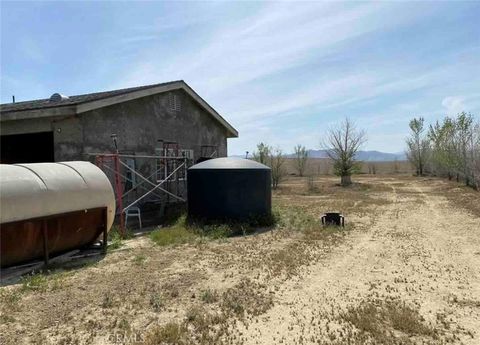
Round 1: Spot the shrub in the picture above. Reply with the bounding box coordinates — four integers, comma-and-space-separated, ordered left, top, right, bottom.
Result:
149, 293, 163, 312
150, 211, 279, 247
144, 322, 187, 345
108, 225, 134, 251
200, 288, 218, 304
150, 223, 197, 247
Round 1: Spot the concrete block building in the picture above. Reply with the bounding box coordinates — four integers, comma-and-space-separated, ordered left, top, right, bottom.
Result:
0, 80, 237, 164
0, 81, 238, 217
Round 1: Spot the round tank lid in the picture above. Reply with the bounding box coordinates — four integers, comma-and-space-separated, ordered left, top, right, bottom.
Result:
189, 157, 270, 170
49, 93, 70, 102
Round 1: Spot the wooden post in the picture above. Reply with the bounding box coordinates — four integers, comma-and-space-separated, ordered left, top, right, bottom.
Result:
103, 207, 108, 254
113, 154, 125, 237
42, 219, 49, 266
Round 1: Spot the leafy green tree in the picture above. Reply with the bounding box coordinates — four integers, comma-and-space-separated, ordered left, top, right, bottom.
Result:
428, 117, 457, 179
472, 122, 480, 189
410, 112, 479, 189
406, 117, 430, 176
455, 112, 474, 185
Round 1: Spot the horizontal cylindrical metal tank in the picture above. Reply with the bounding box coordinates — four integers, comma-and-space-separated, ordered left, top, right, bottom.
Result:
0, 161, 115, 267
187, 158, 271, 221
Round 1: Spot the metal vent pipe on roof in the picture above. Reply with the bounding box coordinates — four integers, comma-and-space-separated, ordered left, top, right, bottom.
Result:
49, 93, 69, 102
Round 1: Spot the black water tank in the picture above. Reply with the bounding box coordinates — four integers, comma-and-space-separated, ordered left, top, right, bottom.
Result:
187, 157, 271, 221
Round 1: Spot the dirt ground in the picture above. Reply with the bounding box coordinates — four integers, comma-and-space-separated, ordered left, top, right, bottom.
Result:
1, 175, 479, 345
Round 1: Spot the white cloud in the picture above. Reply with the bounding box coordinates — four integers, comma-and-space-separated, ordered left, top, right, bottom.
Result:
441, 96, 466, 115
110, 2, 387, 91
102, 2, 480, 155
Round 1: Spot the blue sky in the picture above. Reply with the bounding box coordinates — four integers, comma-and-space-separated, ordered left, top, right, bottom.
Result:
1, 1, 479, 155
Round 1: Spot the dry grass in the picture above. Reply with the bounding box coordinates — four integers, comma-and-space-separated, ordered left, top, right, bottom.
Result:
144, 322, 188, 345
143, 278, 273, 345
1, 175, 476, 345
447, 294, 480, 308
337, 298, 438, 345
221, 278, 273, 318
0, 290, 21, 323
283, 158, 413, 176
275, 175, 395, 216
429, 178, 480, 217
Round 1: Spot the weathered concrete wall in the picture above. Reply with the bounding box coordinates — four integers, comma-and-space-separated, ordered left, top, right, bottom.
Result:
78, 90, 230, 205
1, 90, 230, 162
0, 115, 84, 162
1, 90, 232, 209
52, 116, 83, 161
0, 117, 55, 135
79, 89, 228, 160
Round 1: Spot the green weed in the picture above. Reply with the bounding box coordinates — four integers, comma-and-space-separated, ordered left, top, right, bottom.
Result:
150, 215, 198, 246
132, 254, 147, 266
150, 212, 278, 247
200, 288, 218, 304
108, 225, 134, 251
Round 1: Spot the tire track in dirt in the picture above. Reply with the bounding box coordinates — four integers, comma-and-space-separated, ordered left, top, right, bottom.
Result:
408, 183, 480, 340
238, 179, 480, 344
237, 179, 403, 344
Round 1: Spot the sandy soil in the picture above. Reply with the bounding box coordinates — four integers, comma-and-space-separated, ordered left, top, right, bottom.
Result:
1, 175, 479, 345
238, 177, 480, 344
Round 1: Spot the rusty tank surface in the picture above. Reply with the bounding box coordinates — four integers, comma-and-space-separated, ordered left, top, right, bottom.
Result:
0, 161, 115, 267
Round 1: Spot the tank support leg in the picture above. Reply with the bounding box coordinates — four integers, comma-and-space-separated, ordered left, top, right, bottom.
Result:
42, 220, 49, 266
102, 208, 108, 254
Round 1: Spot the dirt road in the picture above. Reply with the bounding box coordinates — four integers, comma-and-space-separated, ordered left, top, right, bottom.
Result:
240, 177, 480, 344
1, 176, 479, 345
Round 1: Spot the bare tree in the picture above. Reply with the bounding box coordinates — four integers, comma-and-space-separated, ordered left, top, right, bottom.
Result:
323, 118, 367, 186
393, 158, 400, 174
270, 147, 286, 189
406, 117, 430, 176
293, 144, 308, 177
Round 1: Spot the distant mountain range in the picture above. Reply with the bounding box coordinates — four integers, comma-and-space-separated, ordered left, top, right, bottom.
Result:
290, 150, 407, 162
233, 150, 406, 162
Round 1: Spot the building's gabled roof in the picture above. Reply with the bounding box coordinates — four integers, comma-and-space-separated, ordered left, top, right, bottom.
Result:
0, 80, 238, 138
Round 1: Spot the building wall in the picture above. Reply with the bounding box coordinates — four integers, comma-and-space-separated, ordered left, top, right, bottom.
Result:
1, 90, 230, 162
0, 115, 82, 162
0, 116, 56, 135
80, 89, 228, 160
1, 89, 233, 211
52, 116, 83, 161
76, 90, 230, 206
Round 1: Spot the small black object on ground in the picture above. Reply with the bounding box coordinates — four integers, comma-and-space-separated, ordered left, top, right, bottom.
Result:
321, 212, 345, 227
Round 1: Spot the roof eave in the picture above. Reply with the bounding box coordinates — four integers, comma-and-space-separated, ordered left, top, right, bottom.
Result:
0, 105, 77, 121
0, 81, 238, 137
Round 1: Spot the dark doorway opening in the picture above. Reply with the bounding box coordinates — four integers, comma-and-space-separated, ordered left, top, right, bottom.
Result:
1, 131, 55, 164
